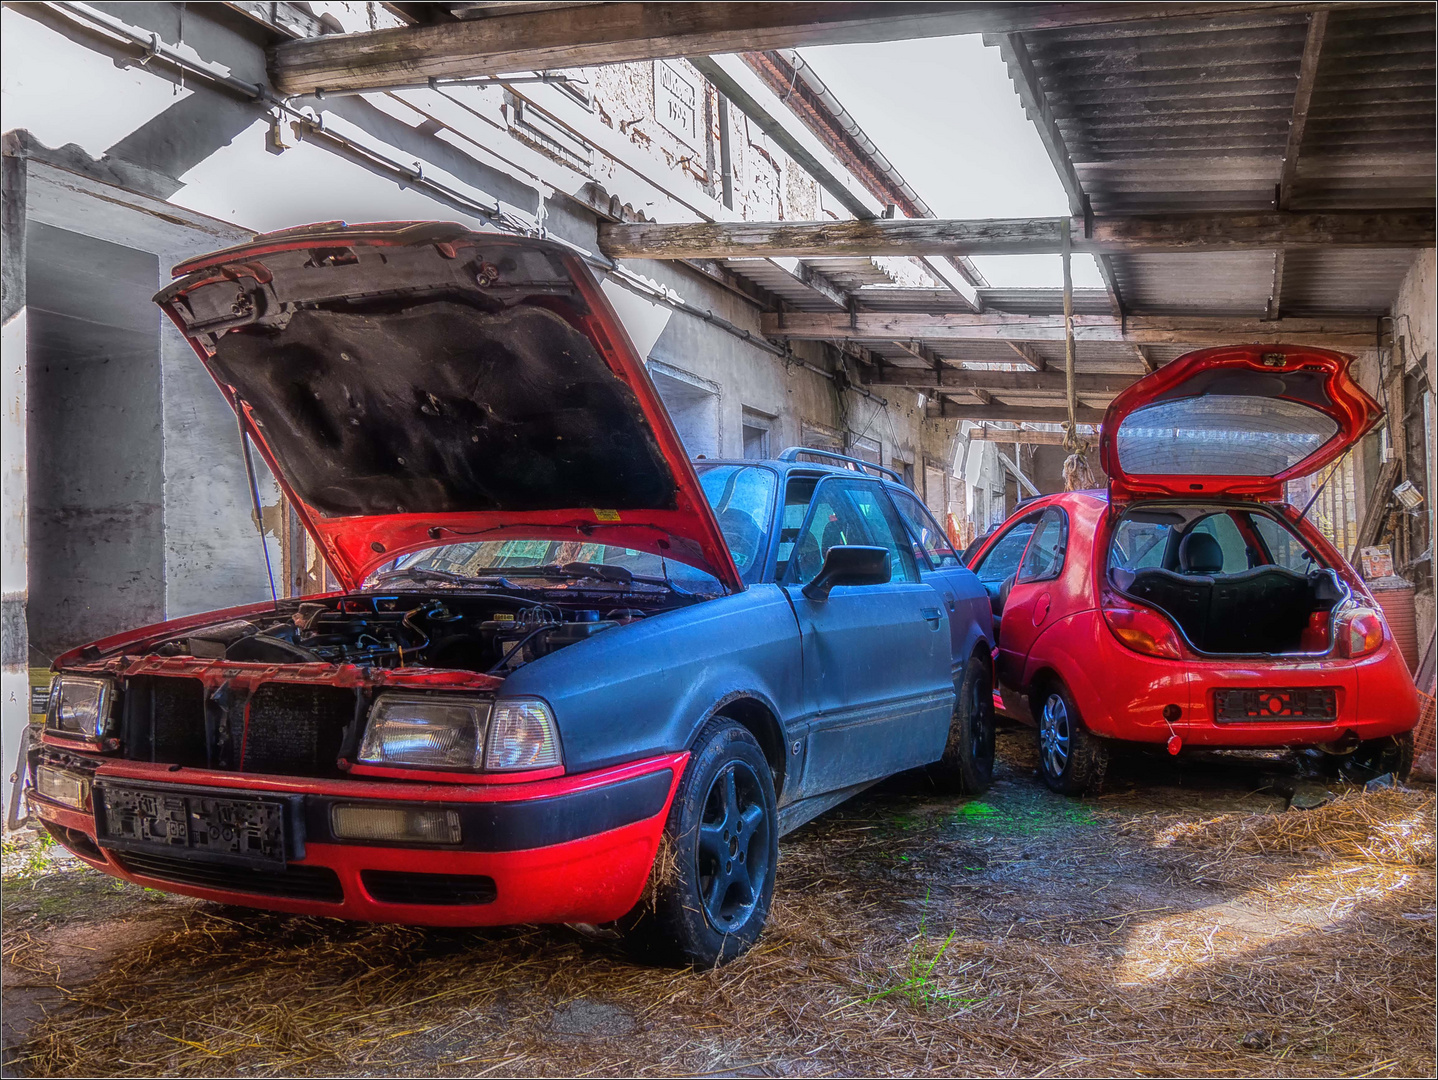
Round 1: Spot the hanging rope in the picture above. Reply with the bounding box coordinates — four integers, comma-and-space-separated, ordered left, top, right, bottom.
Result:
1059, 218, 1096, 490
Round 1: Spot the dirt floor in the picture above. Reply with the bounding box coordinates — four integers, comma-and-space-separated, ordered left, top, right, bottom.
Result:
3, 728, 1434, 1078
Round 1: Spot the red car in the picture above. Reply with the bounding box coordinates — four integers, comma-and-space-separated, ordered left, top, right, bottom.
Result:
967, 345, 1420, 793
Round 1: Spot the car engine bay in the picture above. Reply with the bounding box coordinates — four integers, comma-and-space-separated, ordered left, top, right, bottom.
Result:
145, 592, 662, 675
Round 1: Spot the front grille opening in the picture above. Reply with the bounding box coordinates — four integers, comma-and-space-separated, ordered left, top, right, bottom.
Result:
122, 676, 209, 767
361, 870, 497, 906
241, 684, 354, 778
119, 677, 356, 779
113, 850, 343, 902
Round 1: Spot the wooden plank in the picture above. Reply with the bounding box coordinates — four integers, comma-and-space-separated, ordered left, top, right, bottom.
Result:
927, 402, 1108, 423
762, 311, 1379, 349
1266, 249, 1287, 320
269, 2, 1343, 94
992, 31, 1125, 315
864, 368, 1134, 393
598, 211, 1434, 259
966, 423, 1099, 446
1007, 342, 1046, 370
1279, 10, 1329, 209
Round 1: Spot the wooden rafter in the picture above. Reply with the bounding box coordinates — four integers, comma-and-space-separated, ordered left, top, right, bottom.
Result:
990, 31, 1125, 317
863, 368, 1133, 393
1007, 342, 1046, 370
268, 2, 1344, 95
965, 423, 1099, 445
1279, 10, 1329, 212
762, 311, 1380, 350
927, 401, 1107, 423
597, 211, 1434, 260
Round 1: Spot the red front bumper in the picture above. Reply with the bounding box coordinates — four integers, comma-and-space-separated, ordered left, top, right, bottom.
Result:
30, 754, 686, 927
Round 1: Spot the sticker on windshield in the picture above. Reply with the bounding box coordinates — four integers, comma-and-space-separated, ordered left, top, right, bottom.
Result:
593, 509, 621, 522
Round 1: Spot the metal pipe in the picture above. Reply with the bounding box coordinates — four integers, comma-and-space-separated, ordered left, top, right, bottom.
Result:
717, 94, 735, 210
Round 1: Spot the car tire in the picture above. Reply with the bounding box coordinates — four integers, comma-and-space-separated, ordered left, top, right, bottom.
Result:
1336, 730, 1415, 783
620, 718, 778, 968
927, 654, 995, 796
1034, 680, 1108, 795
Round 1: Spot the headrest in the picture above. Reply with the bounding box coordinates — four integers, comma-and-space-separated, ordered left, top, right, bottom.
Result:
1178, 531, 1224, 573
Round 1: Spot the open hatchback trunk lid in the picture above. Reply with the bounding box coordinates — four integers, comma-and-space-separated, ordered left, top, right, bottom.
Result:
155, 221, 742, 592
1099, 344, 1382, 502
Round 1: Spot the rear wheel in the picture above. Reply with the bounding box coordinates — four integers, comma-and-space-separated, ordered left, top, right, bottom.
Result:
621, 718, 777, 968
928, 654, 995, 795
1336, 730, 1414, 783
1035, 681, 1108, 795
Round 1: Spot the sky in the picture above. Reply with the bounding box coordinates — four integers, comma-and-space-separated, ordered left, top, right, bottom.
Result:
796, 36, 1105, 290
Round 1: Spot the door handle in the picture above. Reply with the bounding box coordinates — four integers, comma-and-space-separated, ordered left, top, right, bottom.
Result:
920, 607, 942, 630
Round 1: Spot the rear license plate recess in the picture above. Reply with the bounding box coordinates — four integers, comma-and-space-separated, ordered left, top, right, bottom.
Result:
1214, 687, 1337, 723
94, 781, 305, 868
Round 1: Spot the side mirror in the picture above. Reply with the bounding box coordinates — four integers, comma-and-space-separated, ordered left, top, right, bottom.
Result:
802, 545, 891, 602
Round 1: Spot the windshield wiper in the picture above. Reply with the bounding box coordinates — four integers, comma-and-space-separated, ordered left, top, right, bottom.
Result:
369, 566, 491, 587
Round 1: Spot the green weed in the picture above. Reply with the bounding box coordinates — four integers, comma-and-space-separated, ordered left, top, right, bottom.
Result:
860, 893, 985, 1011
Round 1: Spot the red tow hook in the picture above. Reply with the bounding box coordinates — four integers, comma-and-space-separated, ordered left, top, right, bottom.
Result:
1163, 703, 1183, 755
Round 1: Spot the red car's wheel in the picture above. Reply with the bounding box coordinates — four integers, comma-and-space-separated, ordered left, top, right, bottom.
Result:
1035, 681, 1108, 795
621, 717, 777, 967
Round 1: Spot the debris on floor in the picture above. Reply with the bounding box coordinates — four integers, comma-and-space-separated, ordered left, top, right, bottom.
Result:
3, 731, 1434, 1077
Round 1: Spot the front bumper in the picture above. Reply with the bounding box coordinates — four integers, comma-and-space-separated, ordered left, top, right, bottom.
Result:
28, 753, 685, 927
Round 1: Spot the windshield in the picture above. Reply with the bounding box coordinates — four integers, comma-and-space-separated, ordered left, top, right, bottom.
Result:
365, 464, 776, 592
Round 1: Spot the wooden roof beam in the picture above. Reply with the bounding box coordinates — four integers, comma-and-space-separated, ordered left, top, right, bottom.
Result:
990, 31, 1125, 317
864, 368, 1133, 394
927, 401, 1108, 423
598, 210, 1435, 260
1007, 342, 1046, 370
965, 423, 1099, 445
762, 311, 1380, 350
1279, 10, 1329, 211
268, 3, 1348, 95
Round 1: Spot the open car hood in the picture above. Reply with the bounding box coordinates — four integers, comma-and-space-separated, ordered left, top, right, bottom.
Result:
1099, 344, 1382, 502
155, 221, 742, 592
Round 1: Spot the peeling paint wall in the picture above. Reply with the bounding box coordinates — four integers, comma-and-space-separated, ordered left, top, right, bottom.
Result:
1392, 248, 1436, 656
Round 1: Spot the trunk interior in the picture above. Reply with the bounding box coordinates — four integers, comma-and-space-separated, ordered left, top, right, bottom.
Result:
1109, 503, 1349, 657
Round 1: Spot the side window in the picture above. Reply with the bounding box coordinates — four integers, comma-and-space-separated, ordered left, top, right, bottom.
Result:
845, 482, 920, 583
972, 517, 1039, 586
890, 489, 960, 569
773, 475, 819, 582
1016, 508, 1068, 583
1109, 517, 1173, 572
1187, 513, 1250, 573
787, 479, 918, 584
1248, 513, 1317, 572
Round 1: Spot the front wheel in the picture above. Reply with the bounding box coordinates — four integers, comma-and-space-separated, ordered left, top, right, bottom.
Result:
1035, 681, 1108, 795
621, 718, 778, 967
927, 654, 995, 795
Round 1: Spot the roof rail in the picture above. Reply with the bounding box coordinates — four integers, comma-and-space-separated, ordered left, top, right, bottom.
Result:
777, 446, 907, 486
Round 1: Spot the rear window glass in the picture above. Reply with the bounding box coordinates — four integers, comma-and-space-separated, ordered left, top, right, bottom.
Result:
1115, 396, 1339, 477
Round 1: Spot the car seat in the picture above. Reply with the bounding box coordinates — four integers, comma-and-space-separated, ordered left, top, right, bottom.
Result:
1178, 531, 1225, 574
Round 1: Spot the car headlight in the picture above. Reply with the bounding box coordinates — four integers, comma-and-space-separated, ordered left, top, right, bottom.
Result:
358, 694, 490, 770
45, 676, 116, 742
486, 698, 562, 771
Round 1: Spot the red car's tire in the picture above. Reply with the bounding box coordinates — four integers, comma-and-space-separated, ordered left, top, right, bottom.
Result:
1335, 730, 1415, 783
620, 718, 777, 968
1033, 680, 1108, 795
927, 653, 995, 796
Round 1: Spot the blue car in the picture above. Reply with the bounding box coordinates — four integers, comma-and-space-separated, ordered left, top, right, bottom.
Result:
26, 224, 994, 968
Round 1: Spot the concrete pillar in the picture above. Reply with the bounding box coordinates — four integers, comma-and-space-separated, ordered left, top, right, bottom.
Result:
1, 148, 28, 820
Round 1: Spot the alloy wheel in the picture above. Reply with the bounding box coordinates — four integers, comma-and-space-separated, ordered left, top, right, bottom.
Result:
696, 760, 771, 933
1040, 692, 1070, 778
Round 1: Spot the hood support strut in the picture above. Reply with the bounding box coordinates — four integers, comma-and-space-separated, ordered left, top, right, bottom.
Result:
234, 390, 279, 607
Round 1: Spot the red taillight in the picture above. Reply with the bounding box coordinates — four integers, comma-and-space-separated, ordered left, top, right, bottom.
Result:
1335, 607, 1385, 658
1101, 594, 1185, 659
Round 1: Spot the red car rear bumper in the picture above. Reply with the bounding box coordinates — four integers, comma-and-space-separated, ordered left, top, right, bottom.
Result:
1019, 611, 1419, 749
29, 753, 686, 927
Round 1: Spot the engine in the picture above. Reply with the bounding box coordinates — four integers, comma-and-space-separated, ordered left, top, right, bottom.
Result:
149, 594, 648, 673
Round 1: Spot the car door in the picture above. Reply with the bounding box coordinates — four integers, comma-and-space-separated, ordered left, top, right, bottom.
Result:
783, 477, 953, 796
988, 507, 1069, 688
968, 511, 1042, 686
887, 486, 980, 666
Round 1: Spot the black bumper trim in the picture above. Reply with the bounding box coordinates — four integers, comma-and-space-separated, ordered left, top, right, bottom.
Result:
306, 768, 674, 852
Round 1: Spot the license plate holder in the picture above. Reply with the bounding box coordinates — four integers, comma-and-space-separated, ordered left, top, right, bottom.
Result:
1214, 687, 1337, 723
94, 781, 304, 868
